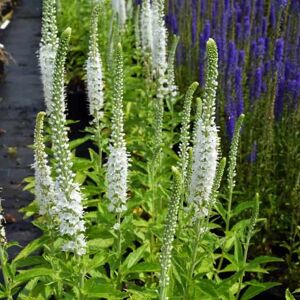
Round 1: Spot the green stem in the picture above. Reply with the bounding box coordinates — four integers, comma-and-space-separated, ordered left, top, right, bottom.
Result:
159, 284, 168, 300
80, 257, 86, 300
236, 235, 251, 299
116, 213, 122, 289
149, 162, 156, 262
46, 225, 62, 299
217, 185, 233, 272
95, 122, 103, 169
184, 219, 202, 299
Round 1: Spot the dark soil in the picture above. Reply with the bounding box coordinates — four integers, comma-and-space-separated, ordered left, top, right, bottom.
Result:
0, 0, 43, 258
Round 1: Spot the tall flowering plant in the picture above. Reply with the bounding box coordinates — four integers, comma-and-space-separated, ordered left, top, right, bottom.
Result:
49, 28, 86, 256
39, 0, 58, 114
106, 43, 129, 228
86, 4, 105, 126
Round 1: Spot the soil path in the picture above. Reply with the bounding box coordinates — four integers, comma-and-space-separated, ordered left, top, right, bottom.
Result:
0, 0, 43, 257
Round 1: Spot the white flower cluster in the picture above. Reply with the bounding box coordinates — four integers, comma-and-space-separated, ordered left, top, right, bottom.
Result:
33, 150, 56, 217
86, 55, 104, 121
107, 145, 128, 214
48, 28, 86, 255
39, 0, 58, 114
151, 1, 167, 76
33, 112, 56, 217
140, 0, 153, 55
54, 184, 86, 256
112, 0, 127, 26
86, 5, 104, 123
139, 0, 167, 76
39, 44, 57, 113
188, 39, 219, 221
188, 119, 219, 218
34, 158, 56, 216
139, 0, 177, 153
33, 109, 86, 256
106, 44, 129, 227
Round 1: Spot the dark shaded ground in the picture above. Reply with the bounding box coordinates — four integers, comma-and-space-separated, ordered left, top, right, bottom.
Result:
0, 0, 43, 257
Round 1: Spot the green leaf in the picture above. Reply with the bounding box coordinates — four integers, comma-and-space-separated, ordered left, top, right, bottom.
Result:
85, 211, 98, 220
244, 265, 268, 273
86, 251, 107, 271
250, 256, 283, 264
69, 135, 90, 150
126, 286, 158, 298
17, 278, 39, 299
83, 279, 125, 298
14, 256, 45, 268
87, 238, 114, 252
232, 201, 255, 216
14, 236, 48, 262
14, 268, 53, 287
19, 201, 39, 218
214, 201, 227, 222
219, 264, 238, 273
241, 282, 280, 300
293, 288, 300, 294
234, 237, 244, 267
285, 289, 296, 300
171, 256, 184, 287
121, 243, 149, 272
198, 280, 218, 299
75, 172, 87, 185
127, 262, 160, 273
217, 272, 242, 297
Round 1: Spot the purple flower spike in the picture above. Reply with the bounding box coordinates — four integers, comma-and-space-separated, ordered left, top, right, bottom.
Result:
262, 17, 267, 36
264, 60, 271, 75
236, 22, 242, 41
216, 35, 225, 66
254, 66, 262, 99
212, 0, 219, 30
203, 20, 211, 42
224, 0, 230, 11
169, 14, 179, 35
235, 67, 244, 116
280, 0, 288, 7
257, 37, 266, 59
200, 0, 206, 17
269, 4, 276, 28
244, 0, 251, 16
250, 41, 257, 60
238, 50, 245, 67
243, 16, 251, 40
235, 5, 242, 23
227, 41, 238, 76
275, 38, 284, 63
